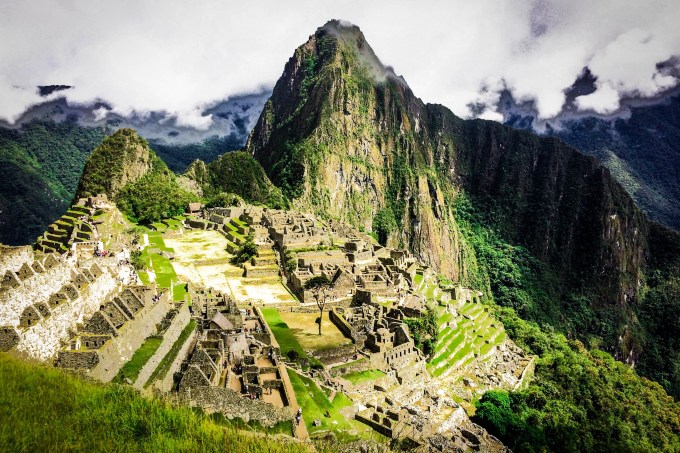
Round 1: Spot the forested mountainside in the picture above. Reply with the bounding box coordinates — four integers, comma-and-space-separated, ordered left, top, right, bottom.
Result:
0, 119, 106, 245
504, 93, 680, 231
246, 21, 680, 398
0, 119, 246, 246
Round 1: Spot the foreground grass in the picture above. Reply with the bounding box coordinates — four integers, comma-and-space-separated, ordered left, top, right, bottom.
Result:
0, 353, 306, 453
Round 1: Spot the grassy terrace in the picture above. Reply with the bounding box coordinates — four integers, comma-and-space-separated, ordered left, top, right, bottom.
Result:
0, 353, 308, 453
113, 336, 163, 384
145, 320, 197, 389
138, 232, 179, 291
427, 301, 507, 378
260, 308, 326, 369
342, 369, 386, 385
261, 308, 308, 358
286, 369, 382, 442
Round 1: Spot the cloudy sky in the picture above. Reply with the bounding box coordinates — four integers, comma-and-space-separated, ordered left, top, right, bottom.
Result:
1, 0, 679, 128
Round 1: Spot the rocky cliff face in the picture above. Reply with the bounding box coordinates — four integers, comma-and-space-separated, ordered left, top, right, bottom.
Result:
246, 20, 647, 308
75, 128, 154, 200
247, 22, 470, 277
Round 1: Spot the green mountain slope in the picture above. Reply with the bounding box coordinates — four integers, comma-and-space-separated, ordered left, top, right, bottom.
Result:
0, 119, 106, 245
186, 151, 286, 209
75, 128, 197, 224
245, 18, 680, 432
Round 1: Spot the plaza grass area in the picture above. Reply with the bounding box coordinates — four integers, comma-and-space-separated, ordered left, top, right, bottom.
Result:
341, 369, 386, 385
173, 283, 189, 303
138, 231, 182, 294
277, 310, 352, 352
261, 308, 306, 358
260, 308, 324, 369
145, 320, 197, 388
112, 336, 163, 384
0, 353, 309, 453
286, 369, 383, 442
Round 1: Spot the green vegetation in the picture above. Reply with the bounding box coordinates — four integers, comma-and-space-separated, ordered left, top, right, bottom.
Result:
205, 151, 287, 209
287, 368, 379, 441
261, 308, 322, 369
206, 411, 293, 437
138, 234, 177, 288
205, 192, 244, 209
0, 353, 307, 452
116, 154, 197, 224
145, 320, 197, 388
230, 232, 258, 264
341, 369, 386, 385
553, 96, 680, 230
372, 208, 397, 246
0, 119, 106, 245
173, 283, 189, 303
75, 128, 197, 225
149, 134, 245, 173
450, 194, 680, 451
283, 249, 297, 274
636, 224, 680, 397
76, 128, 149, 199
474, 308, 680, 452
113, 336, 163, 384
403, 308, 438, 356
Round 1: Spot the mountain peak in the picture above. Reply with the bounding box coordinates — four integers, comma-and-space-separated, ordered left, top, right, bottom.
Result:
313, 19, 402, 84
74, 128, 156, 200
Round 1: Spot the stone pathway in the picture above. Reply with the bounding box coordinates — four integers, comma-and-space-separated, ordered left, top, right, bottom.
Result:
292, 411, 310, 441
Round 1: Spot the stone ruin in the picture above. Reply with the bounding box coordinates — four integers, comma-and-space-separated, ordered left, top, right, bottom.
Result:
176, 285, 297, 426
56, 285, 173, 381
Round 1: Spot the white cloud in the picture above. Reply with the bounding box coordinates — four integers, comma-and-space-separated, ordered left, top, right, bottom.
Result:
0, 0, 678, 125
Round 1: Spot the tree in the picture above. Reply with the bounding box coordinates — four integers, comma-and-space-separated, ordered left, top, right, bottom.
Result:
230, 232, 258, 265
304, 275, 334, 335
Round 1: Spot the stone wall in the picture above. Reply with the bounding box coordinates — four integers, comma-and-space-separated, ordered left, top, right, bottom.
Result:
133, 303, 191, 390
54, 350, 100, 369
0, 255, 72, 326
178, 385, 294, 427
329, 357, 371, 377
13, 266, 117, 361
152, 328, 199, 393
88, 296, 172, 382
330, 308, 354, 339
0, 246, 32, 274
312, 343, 357, 363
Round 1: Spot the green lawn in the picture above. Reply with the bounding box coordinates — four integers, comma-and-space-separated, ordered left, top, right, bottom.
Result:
342, 369, 386, 385
287, 369, 381, 441
0, 353, 309, 453
145, 320, 196, 388
261, 308, 306, 359
139, 234, 178, 289
173, 283, 188, 303
112, 336, 163, 385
